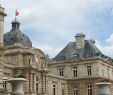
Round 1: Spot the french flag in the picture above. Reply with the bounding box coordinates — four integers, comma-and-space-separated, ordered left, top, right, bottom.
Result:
15, 9, 19, 16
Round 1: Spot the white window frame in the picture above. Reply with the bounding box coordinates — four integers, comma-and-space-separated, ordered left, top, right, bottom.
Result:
59, 68, 64, 76
107, 67, 110, 78
87, 85, 92, 95
87, 66, 92, 76
101, 64, 104, 76
72, 66, 77, 77
73, 85, 78, 95
62, 85, 65, 95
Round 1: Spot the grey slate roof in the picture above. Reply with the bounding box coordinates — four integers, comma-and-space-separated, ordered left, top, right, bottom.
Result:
53, 40, 105, 61
4, 20, 32, 48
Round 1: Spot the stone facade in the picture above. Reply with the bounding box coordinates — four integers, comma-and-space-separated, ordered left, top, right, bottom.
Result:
0, 5, 113, 95
48, 57, 113, 95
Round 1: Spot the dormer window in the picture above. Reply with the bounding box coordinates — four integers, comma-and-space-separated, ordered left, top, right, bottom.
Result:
86, 52, 92, 57
73, 54, 77, 57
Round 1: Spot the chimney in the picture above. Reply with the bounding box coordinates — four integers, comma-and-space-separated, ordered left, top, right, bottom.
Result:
75, 33, 85, 49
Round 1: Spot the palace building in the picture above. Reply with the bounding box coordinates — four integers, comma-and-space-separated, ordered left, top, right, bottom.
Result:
0, 5, 113, 95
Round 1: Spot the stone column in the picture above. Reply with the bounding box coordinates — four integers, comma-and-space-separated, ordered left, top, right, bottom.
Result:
0, 5, 6, 92
8, 78, 27, 95
39, 69, 48, 95
96, 82, 111, 95
0, 5, 6, 47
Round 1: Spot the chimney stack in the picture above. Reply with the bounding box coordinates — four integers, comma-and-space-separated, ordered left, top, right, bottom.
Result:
75, 33, 85, 49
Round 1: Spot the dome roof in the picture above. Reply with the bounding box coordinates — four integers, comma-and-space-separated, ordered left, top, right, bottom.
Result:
4, 19, 32, 48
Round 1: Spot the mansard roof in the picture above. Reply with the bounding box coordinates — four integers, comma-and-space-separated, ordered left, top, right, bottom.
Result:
53, 40, 108, 61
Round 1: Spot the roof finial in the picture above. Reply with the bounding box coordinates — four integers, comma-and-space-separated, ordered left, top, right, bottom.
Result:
12, 9, 20, 31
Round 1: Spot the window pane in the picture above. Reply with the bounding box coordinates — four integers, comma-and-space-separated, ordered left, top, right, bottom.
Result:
87, 85, 92, 95
59, 68, 64, 76
73, 67, 77, 77
87, 66, 92, 76
53, 85, 56, 95
73, 85, 78, 95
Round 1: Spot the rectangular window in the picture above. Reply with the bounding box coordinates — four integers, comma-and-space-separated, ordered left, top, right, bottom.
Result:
107, 67, 110, 78
73, 85, 78, 95
87, 66, 92, 76
53, 85, 56, 95
87, 85, 92, 95
3, 79, 7, 90
62, 85, 65, 95
59, 68, 64, 76
73, 67, 77, 77
112, 69, 113, 78
101, 64, 104, 76
32, 74, 35, 91
36, 83, 38, 93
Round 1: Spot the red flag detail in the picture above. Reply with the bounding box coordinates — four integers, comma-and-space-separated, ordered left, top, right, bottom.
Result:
16, 10, 19, 16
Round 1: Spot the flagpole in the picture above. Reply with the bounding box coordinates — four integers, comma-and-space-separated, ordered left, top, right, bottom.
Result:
15, 9, 19, 20
15, 9, 17, 20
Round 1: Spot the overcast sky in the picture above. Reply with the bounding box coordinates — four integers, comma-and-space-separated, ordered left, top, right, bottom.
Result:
1, 0, 113, 58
